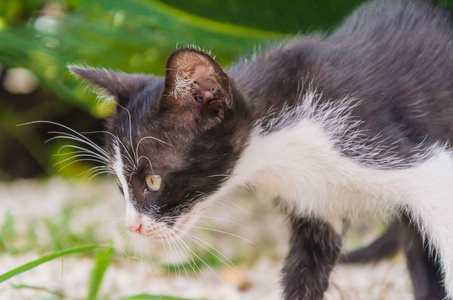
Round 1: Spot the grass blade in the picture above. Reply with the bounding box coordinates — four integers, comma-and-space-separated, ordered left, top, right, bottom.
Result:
87, 243, 114, 300
12, 284, 65, 299
0, 244, 104, 283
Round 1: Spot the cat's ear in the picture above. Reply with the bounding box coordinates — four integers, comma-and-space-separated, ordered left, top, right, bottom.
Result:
68, 66, 153, 105
160, 48, 232, 127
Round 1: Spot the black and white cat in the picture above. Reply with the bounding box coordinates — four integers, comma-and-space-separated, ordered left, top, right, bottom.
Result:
69, 0, 452, 299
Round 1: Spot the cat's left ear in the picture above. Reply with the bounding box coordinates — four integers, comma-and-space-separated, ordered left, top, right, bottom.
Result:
68, 66, 154, 106
160, 48, 232, 126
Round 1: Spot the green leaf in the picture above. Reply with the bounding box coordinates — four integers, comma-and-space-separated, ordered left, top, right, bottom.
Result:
87, 243, 114, 300
120, 294, 197, 300
0, 244, 105, 283
12, 284, 65, 299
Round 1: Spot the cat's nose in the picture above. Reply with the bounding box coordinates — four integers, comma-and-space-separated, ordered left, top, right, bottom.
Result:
127, 222, 142, 234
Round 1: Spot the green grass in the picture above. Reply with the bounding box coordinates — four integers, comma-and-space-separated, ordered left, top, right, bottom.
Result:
12, 284, 65, 300
2, 243, 197, 300
0, 199, 221, 299
0, 211, 17, 252
87, 245, 114, 300
0, 203, 101, 255
0, 244, 104, 283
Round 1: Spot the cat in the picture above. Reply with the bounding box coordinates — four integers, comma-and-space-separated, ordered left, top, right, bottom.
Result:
68, 0, 453, 299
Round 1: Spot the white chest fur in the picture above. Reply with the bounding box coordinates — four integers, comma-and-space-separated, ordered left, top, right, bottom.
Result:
214, 99, 453, 296
233, 118, 452, 221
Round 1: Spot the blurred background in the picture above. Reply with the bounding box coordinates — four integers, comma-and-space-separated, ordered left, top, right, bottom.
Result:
0, 0, 372, 180
2, 0, 452, 179
1, 1, 452, 299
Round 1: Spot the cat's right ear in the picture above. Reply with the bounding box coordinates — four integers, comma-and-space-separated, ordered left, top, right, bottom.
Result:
68, 66, 154, 105
159, 48, 232, 129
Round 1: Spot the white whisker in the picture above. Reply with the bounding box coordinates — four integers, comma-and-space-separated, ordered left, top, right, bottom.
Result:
173, 235, 210, 284
136, 136, 173, 158
116, 103, 137, 165
53, 153, 108, 166
173, 230, 231, 282
137, 156, 155, 174
188, 225, 257, 246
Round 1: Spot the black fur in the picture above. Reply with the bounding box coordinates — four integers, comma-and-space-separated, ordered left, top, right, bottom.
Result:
283, 218, 342, 300
343, 216, 446, 299
401, 214, 446, 300
70, 0, 453, 298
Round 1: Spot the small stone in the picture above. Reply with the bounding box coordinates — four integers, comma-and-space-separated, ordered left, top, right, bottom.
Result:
221, 266, 252, 291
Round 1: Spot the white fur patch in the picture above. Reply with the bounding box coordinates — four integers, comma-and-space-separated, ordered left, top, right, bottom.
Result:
113, 142, 138, 228
202, 91, 453, 296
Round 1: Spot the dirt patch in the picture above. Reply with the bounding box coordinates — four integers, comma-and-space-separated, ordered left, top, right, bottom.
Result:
0, 178, 412, 299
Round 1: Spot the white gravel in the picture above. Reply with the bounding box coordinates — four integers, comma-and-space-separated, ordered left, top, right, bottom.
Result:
0, 178, 413, 299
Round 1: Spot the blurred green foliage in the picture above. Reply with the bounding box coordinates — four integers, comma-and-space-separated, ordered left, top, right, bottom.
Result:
0, 204, 100, 254
1, 0, 452, 179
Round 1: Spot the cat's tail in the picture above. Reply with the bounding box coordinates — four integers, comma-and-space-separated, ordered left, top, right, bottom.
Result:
340, 220, 401, 263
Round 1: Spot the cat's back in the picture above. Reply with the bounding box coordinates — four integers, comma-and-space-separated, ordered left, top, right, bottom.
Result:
317, 0, 453, 146
233, 0, 453, 153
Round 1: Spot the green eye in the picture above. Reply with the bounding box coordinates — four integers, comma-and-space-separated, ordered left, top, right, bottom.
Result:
145, 175, 162, 192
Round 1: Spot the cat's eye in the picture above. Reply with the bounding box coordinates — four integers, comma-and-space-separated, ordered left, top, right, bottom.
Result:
117, 178, 123, 189
145, 175, 162, 192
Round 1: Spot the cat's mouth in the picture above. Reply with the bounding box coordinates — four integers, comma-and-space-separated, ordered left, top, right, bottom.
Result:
151, 216, 193, 239
132, 211, 201, 240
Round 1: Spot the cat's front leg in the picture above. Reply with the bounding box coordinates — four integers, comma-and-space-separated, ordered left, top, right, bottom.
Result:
282, 217, 342, 300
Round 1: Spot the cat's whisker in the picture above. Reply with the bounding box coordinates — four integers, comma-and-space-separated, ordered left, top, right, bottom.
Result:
54, 143, 110, 161
158, 231, 172, 275
50, 138, 111, 164
17, 120, 111, 160
170, 234, 196, 282
115, 103, 138, 165
146, 242, 159, 279
97, 131, 136, 168
53, 149, 101, 157
215, 200, 244, 218
173, 234, 210, 284
46, 130, 110, 159
167, 236, 186, 279
52, 143, 111, 171
53, 153, 109, 167
79, 165, 109, 177
178, 229, 242, 272
171, 234, 191, 281
217, 198, 247, 213
172, 234, 206, 284
84, 170, 112, 182
163, 231, 182, 277
187, 225, 257, 246
46, 131, 105, 153
172, 229, 228, 282
55, 158, 107, 173
166, 215, 248, 228
135, 136, 173, 159
106, 136, 136, 170
137, 156, 155, 175
80, 166, 111, 181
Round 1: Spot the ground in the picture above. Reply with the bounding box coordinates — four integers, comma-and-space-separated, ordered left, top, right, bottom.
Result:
0, 178, 412, 299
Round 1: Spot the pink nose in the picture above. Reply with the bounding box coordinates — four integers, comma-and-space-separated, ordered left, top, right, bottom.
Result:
127, 223, 142, 234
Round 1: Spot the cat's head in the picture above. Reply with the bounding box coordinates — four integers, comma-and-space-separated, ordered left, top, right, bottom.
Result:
70, 48, 249, 239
